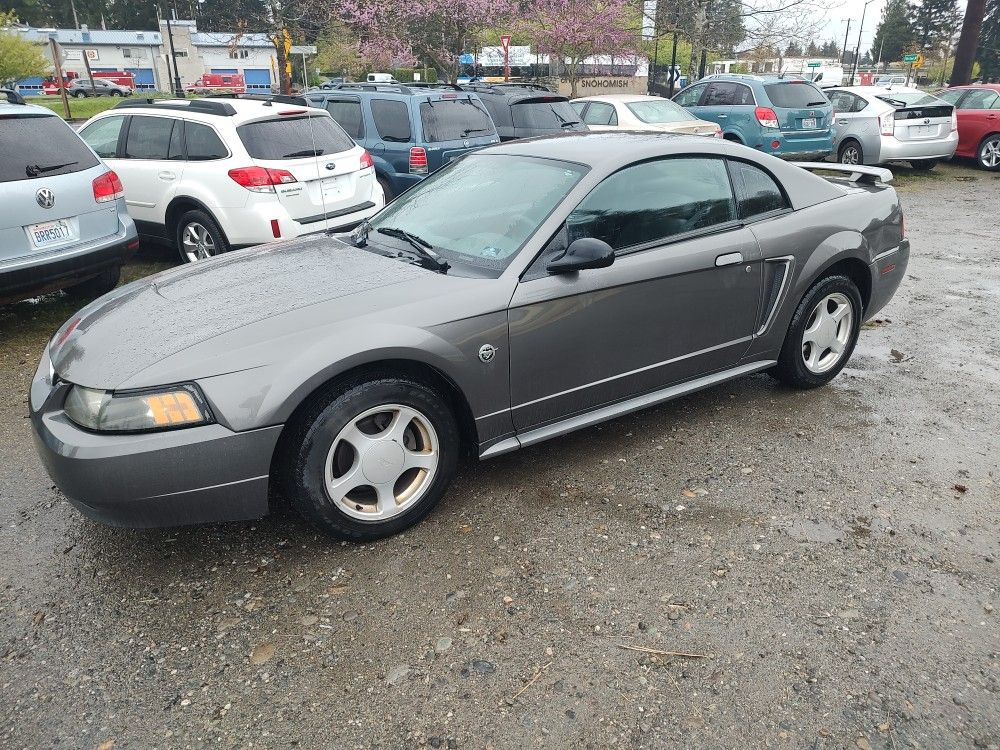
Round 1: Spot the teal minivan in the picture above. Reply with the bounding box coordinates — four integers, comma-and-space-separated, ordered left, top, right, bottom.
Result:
673, 74, 834, 159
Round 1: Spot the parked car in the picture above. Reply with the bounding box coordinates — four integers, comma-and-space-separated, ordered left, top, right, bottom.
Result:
31, 132, 908, 540
673, 74, 834, 159
77, 96, 383, 262
368, 73, 399, 84
1, 87, 26, 105
825, 87, 957, 170
932, 84, 1000, 171
570, 94, 721, 137
0, 99, 137, 303
67, 78, 133, 97
458, 83, 588, 141
305, 84, 499, 199
318, 77, 346, 89
873, 75, 907, 87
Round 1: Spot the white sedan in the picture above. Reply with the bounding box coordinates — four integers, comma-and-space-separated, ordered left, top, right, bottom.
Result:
570, 94, 722, 137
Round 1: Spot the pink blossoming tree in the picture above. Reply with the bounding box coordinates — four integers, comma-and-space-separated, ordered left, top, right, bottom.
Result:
521, 0, 638, 97
340, 0, 515, 82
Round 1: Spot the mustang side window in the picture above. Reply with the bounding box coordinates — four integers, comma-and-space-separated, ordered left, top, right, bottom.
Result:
565, 157, 736, 252
730, 161, 789, 219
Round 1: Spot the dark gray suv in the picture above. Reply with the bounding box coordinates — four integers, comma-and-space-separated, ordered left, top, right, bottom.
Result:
0, 100, 137, 302
459, 83, 588, 140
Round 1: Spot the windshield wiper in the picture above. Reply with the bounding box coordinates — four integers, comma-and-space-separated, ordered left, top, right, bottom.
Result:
560, 120, 582, 128
282, 148, 323, 158
806, 101, 827, 106
25, 160, 78, 177
460, 127, 490, 136
376, 227, 450, 272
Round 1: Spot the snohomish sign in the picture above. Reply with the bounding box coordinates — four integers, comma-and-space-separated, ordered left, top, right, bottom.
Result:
558, 77, 646, 96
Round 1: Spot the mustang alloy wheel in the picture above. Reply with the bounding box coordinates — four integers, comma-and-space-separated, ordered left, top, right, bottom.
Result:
771, 274, 862, 389
800, 292, 853, 374
279, 375, 460, 540
325, 404, 440, 521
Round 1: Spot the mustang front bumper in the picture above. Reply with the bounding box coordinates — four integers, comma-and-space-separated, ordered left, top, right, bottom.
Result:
29, 352, 282, 528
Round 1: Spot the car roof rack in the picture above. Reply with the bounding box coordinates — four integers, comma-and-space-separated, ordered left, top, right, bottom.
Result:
332, 82, 414, 94
405, 82, 464, 91
207, 93, 309, 106
792, 162, 894, 184
113, 98, 238, 116
460, 82, 557, 95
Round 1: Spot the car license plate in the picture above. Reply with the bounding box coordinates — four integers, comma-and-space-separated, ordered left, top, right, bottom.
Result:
801, 117, 817, 129
322, 176, 345, 198
911, 124, 933, 137
27, 219, 78, 249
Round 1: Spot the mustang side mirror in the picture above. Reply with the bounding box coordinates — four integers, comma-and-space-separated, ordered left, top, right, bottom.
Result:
546, 238, 615, 275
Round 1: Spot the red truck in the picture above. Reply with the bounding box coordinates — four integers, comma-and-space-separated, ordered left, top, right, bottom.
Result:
184, 73, 247, 95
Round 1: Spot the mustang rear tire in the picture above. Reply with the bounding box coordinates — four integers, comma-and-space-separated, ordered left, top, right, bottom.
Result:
279, 375, 460, 541
771, 274, 862, 389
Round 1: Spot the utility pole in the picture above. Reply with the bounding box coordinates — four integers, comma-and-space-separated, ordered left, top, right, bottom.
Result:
165, 13, 186, 97
48, 36, 72, 119
850, 0, 874, 86
841, 19, 851, 65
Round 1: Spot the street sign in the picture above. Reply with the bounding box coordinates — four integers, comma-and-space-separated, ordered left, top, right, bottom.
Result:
289, 45, 317, 55
903, 52, 923, 66
500, 35, 512, 82
500, 35, 511, 52
807, 61, 821, 68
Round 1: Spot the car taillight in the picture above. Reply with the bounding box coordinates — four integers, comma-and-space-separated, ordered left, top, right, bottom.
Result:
754, 106, 779, 129
227, 166, 297, 193
880, 111, 895, 136
92, 170, 124, 203
360, 150, 374, 170
409, 146, 428, 174
951, 110, 958, 131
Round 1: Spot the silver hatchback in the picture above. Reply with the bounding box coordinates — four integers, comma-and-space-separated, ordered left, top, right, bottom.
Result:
0, 101, 137, 303
826, 86, 958, 170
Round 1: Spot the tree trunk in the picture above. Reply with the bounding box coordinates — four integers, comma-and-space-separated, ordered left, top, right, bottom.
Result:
568, 59, 580, 98
950, 0, 987, 84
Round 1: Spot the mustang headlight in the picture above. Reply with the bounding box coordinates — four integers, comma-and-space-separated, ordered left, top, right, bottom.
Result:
64, 384, 212, 432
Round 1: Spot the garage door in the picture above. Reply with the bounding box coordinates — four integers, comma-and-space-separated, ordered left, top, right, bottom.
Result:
244, 69, 271, 92
211, 68, 239, 75
125, 68, 156, 91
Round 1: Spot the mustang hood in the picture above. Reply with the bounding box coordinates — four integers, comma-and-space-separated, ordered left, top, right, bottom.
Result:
49, 235, 436, 388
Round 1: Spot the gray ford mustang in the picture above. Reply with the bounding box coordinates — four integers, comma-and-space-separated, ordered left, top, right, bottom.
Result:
30, 132, 909, 540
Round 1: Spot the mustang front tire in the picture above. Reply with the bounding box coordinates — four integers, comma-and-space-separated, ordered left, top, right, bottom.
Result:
771, 274, 863, 389
279, 375, 460, 541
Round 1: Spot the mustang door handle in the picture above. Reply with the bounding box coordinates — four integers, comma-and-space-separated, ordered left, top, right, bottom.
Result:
715, 252, 744, 267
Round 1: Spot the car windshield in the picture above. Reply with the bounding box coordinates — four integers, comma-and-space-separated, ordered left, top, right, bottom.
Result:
763, 82, 828, 108
0, 114, 99, 183
875, 91, 941, 107
625, 99, 695, 123
366, 154, 587, 277
237, 115, 355, 159
419, 98, 497, 142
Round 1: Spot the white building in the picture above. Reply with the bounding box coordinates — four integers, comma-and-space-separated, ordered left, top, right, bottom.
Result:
13, 20, 277, 94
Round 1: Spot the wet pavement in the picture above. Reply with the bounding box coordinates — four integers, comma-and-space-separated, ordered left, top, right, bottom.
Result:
1, 162, 998, 749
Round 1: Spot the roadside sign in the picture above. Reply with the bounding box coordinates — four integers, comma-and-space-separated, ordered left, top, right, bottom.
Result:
500, 35, 512, 52
289, 45, 317, 55
500, 35, 512, 82
807, 61, 821, 68
903, 53, 923, 66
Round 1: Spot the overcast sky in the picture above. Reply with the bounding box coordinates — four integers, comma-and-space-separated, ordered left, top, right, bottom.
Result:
815, 0, 968, 55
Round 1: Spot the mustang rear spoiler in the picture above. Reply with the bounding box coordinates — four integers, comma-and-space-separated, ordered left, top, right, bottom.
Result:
792, 162, 894, 184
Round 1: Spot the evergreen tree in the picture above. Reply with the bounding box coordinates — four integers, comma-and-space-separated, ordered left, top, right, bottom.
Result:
784, 40, 803, 56
805, 39, 820, 55
871, 0, 915, 62
978, 0, 999, 80
909, 0, 962, 49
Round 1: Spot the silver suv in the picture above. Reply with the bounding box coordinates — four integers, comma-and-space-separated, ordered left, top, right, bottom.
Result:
0, 100, 138, 303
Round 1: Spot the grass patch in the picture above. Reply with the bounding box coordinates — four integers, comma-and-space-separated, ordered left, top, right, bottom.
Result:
25, 93, 172, 121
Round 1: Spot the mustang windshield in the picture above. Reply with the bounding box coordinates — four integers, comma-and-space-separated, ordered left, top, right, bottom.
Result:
367, 154, 587, 276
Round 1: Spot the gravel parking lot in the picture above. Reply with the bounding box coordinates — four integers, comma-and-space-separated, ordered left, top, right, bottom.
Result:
1, 161, 997, 749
